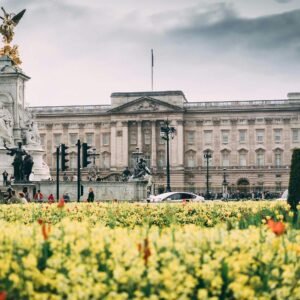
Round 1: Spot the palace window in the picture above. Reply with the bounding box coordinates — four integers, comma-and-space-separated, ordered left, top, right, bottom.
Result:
274, 149, 282, 167
70, 153, 76, 169
221, 130, 230, 144
130, 131, 137, 145
274, 129, 282, 144
40, 134, 45, 146
186, 150, 196, 168
256, 150, 265, 167
157, 151, 165, 168
102, 133, 110, 146
239, 130, 247, 143
144, 130, 151, 145
221, 150, 230, 167
69, 133, 78, 146
187, 131, 195, 144
239, 150, 247, 167
275, 182, 282, 192
204, 131, 212, 145
144, 154, 151, 168
86, 133, 94, 145
53, 133, 62, 146
101, 152, 110, 169
256, 130, 264, 143
292, 129, 300, 143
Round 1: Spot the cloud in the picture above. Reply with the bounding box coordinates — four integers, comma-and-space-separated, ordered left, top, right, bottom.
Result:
167, 4, 300, 60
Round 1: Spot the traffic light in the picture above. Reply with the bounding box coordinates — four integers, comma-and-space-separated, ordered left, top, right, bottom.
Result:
61, 144, 69, 171
82, 143, 92, 167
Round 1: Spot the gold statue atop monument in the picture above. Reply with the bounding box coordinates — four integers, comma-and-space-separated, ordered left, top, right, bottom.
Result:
0, 7, 26, 66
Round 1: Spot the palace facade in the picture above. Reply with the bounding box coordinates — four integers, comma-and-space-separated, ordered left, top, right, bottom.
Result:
29, 91, 300, 194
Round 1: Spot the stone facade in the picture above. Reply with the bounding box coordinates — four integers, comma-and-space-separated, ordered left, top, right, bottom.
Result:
29, 91, 300, 194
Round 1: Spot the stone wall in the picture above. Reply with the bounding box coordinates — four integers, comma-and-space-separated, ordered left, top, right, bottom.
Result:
36, 181, 147, 201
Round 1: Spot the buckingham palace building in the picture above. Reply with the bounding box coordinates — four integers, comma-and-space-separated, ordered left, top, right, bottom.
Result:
29, 90, 300, 194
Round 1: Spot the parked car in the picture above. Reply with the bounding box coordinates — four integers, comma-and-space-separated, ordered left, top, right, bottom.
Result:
276, 189, 288, 201
148, 192, 205, 203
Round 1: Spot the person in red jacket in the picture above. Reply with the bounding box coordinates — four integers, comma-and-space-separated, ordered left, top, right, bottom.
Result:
48, 193, 55, 203
34, 190, 44, 202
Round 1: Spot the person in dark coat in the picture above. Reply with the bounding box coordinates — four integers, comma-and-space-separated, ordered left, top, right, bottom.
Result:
87, 187, 94, 202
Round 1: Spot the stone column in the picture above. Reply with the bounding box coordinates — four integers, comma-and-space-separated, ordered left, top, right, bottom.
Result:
265, 118, 273, 165
171, 120, 177, 167
283, 118, 291, 165
137, 121, 142, 151
46, 123, 53, 167
78, 123, 85, 141
122, 121, 129, 167
177, 120, 184, 168
230, 119, 238, 166
110, 121, 117, 169
248, 119, 255, 165
62, 123, 69, 145
151, 120, 157, 169
213, 119, 220, 166
196, 121, 203, 166
94, 122, 101, 167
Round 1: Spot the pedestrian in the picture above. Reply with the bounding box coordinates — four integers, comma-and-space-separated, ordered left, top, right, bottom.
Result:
23, 187, 30, 202
63, 192, 70, 202
2, 170, 8, 186
34, 190, 44, 203
48, 193, 55, 203
18, 192, 28, 204
87, 187, 94, 202
7, 190, 20, 204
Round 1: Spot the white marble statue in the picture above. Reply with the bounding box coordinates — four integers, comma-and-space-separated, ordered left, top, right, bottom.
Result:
0, 103, 13, 145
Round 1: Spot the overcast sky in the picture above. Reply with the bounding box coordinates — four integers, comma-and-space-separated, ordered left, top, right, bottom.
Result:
2, 0, 300, 106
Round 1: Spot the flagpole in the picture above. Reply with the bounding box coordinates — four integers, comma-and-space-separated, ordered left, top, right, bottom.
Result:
151, 49, 154, 91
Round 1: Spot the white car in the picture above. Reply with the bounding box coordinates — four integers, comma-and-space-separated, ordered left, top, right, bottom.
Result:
148, 192, 205, 203
276, 189, 288, 201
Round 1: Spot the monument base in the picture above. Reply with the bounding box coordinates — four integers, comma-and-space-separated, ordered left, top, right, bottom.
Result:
0, 145, 51, 183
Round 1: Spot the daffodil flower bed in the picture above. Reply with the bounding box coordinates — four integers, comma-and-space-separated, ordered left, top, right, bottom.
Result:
0, 202, 299, 299
0, 220, 299, 300
0, 201, 296, 228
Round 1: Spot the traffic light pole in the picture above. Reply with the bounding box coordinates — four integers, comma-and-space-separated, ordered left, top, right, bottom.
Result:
77, 139, 81, 202
56, 146, 59, 201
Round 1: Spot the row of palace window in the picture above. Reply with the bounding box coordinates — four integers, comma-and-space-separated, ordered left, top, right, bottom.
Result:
184, 149, 284, 168
43, 128, 300, 148
53, 149, 284, 169
187, 128, 300, 145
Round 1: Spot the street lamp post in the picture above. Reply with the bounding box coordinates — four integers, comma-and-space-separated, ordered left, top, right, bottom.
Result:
204, 150, 212, 199
222, 168, 228, 198
160, 120, 176, 192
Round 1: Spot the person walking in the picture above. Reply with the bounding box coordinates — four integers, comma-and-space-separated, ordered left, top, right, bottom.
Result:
87, 187, 94, 202
2, 170, 8, 186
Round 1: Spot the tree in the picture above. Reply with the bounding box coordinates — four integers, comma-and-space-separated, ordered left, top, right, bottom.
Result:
287, 148, 300, 212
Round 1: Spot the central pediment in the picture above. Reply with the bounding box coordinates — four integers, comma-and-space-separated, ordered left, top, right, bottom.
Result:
108, 96, 184, 114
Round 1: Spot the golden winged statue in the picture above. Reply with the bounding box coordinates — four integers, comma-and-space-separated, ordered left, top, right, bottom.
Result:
0, 7, 26, 65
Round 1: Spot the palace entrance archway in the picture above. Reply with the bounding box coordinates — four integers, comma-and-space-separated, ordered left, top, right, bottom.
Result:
237, 178, 250, 193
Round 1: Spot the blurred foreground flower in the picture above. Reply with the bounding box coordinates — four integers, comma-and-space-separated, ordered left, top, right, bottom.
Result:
138, 238, 151, 266
267, 219, 286, 236
0, 291, 7, 300
57, 198, 65, 208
